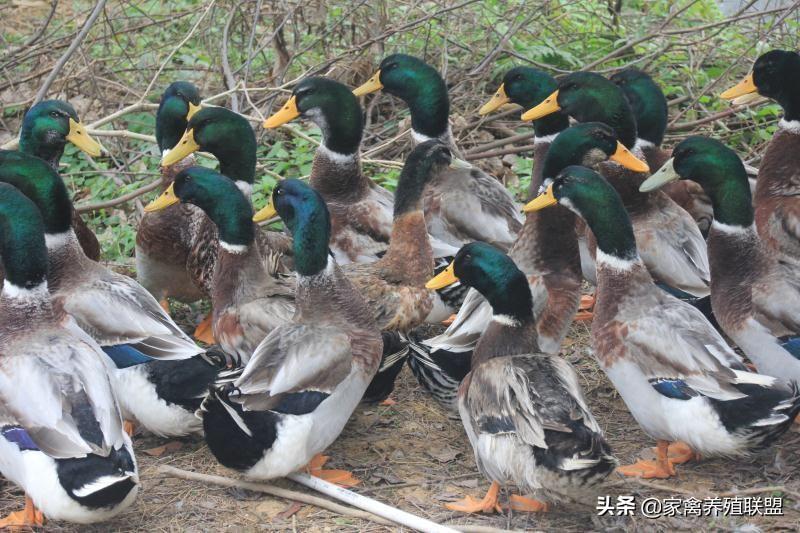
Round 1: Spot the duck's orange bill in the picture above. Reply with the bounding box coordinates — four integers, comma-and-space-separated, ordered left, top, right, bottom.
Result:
610, 142, 649, 173
426, 262, 458, 290
352, 70, 383, 96
720, 73, 756, 100
145, 183, 179, 212
161, 129, 200, 167
66, 118, 102, 157
253, 197, 277, 223
522, 183, 557, 213
479, 83, 510, 115
264, 96, 300, 129
521, 90, 560, 121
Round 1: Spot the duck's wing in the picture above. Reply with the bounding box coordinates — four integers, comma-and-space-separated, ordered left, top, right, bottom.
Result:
232, 324, 353, 411
59, 269, 201, 359
435, 168, 522, 250
638, 197, 711, 297
0, 334, 124, 459
598, 296, 749, 399
423, 288, 490, 353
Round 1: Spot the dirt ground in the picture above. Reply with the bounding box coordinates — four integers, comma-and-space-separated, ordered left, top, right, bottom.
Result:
1, 316, 799, 532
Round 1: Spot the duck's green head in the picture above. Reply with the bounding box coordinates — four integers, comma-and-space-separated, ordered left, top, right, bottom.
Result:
145, 166, 254, 248
19, 100, 102, 168
722, 50, 800, 121
254, 179, 331, 276
522, 72, 638, 149
263, 77, 363, 156
0, 183, 48, 292
479, 66, 570, 138
394, 140, 470, 217
640, 136, 752, 228
610, 69, 668, 147
542, 123, 649, 181
427, 241, 532, 323
0, 150, 72, 236
156, 81, 202, 154
161, 106, 256, 185
525, 165, 637, 262
354, 54, 449, 140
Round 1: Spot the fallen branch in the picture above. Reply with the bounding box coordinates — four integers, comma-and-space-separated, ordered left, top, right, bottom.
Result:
76, 179, 162, 213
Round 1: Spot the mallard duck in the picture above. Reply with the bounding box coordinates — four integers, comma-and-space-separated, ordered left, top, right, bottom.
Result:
145, 166, 295, 365
136, 81, 205, 310
641, 136, 800, 382
18, 100, 102, 261
158, 105, 293, 343
0, 150, 218, 439
254, 140, 462, 402
410, 121, 648, 412
262, 76, 463, 315
721, 50, 800, 263
426, 242, 616, 513
522, 72, 711, 299
527, 165, 800, 479
610, 69, 714, 235
353, 54, 523, 251
0, 182, 138, 526
200, 178, 382, 485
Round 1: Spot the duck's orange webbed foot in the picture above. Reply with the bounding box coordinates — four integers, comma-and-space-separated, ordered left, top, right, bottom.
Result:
379, 397, 397, 406
662, 441, 698, 464
193, 311, 215, 344
305, 454, 360, 487
617, 440, 677, 479
159, 298, 171, 315
0, 496, 45, 529
445, 481, 502, 514
123, 420, 136, 437
575, 294, 595, 322
506, 494, 548, 512
442, 314, 457, 326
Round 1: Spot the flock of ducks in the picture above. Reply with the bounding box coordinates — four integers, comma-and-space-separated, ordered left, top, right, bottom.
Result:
0, 48, 799, 526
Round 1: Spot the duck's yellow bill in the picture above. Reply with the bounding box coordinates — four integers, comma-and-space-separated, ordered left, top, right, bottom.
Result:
145, 183, 180, 212
264, 96, 299, 129
522, 183, 558, 213
521, 90, 560, 121
187, 102, 202, 120
252, 197, 277, 223
66, 118, 102, 157
426, 262, 458, 290
720, 73, 756, 100
639, 157, 679, 193
479, 83, 510, 115
353, 70, 383, 96
610, 142, 649, 173
161, 129, 200, 167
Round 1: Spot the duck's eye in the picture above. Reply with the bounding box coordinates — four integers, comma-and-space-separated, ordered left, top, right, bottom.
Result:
383, 62, 397, 72
275, 188, 284, 196
49, 111, 60, 118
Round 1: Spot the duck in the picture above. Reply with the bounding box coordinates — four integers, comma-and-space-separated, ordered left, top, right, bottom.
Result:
527, 165, 800, 479
641, 136, 800, 382
0, 150, 221, 439
0, 182, 138, 526
426, 242, 616, 513
610, 69, 714, 235
409, 120, 648, 412
262, 76, 464, 314
721, 50, 800, 264
18, 99, 102, 261
353, 54, 523, 251
521, 71, 711, 300
254, 140, 461, 402
145, 166, 295, 366
159, 105, 294, 343
200, 178, 383, 485
136, 81, 205, 311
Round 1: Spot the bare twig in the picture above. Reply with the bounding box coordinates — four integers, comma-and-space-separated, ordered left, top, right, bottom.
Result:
33, 0, 108, 104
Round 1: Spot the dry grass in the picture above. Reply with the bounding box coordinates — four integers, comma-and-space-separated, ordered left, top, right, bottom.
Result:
2, 317, 798, 532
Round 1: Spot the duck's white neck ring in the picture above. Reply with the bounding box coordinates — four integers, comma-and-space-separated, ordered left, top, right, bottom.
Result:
45, 230, 77, 251
317, 144, 358, 165
779, 119, 800, 134
595, 249, 640, 271
219, 241, 248, 254
2, 281, 49, 302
